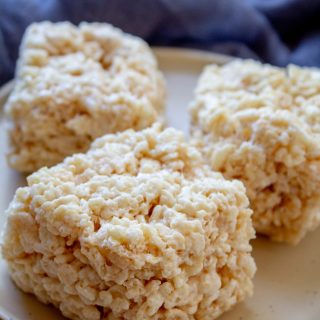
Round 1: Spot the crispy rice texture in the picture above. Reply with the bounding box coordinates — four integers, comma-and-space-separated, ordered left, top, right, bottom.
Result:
2, 125, 255, 320
189, 59, 320, 244
5, 21, 166, 172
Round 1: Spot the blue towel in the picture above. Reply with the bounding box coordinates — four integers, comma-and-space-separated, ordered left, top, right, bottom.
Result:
1, 0, 320, 85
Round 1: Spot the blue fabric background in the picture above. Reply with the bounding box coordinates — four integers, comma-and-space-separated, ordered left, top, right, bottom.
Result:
1, 0, 320, 85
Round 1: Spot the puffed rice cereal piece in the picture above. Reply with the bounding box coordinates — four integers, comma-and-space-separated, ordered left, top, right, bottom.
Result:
190, 59, 320, 244
5, 21, 165, 172
2, 124, 255, 320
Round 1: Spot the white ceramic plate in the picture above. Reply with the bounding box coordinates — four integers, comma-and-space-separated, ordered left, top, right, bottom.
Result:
0, 48, 319, 320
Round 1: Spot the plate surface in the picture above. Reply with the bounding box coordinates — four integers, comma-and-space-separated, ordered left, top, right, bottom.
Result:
0, 48, 319, 320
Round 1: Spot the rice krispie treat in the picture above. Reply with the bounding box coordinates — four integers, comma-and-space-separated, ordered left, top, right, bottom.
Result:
5, 22, 165, 172
190, 59, 320, 244
2, 124, 256, 320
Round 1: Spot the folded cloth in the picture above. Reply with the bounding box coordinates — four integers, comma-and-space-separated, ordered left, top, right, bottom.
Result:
1, 0, 320, 85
